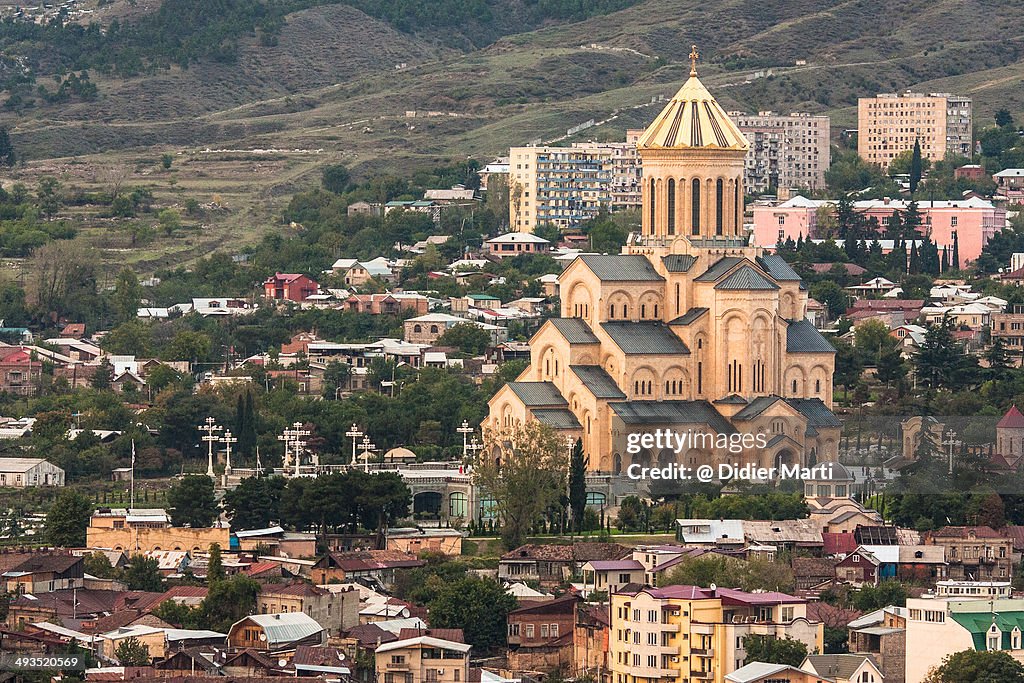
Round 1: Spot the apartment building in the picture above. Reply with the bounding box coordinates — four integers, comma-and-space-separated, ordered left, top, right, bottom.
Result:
733, 112, 830, 194
374, 633, 471, 683
922, 526, 1013, 581
609, 585, 823, 683
573, 129, 645, 211
858, 92, 972, 169
257, 582, 360, 634
508, 146, 614, 232
991, 305, 1024, 357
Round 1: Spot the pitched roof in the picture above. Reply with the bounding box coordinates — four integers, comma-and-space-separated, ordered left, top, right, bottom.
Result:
509, 596, 580, 616
715, 265, 780, 291
786, 319, 835, 353
397, 628, 465, 643
926, 525, 1008, 540
532, 408, 581, 430
585, 559, 644, 571
235, 613, 324, 646
726, 663, 805, 683
662, 254, 697, 273
637, 73, 749, 151
548, 318, 600, 344
803, 654, 879, 680
998, 405, 1024, 429
501, 543, 630, 562
610, 400, 735, 434
822, 532, 859, 556
756, 254, 803, 281
571, 365, 627, 399
507, 381, 568, 407
323, 550, 425, 572
600, 322, 690, 355
733, 396, 787, 421
259, 582, 327, 598
785, 398, 842, 428
668, 307, 709, 326
577, 254, 664, 281
7, 553, 81, 574
342, 623, 399, 648
694, 256, 744, 282
376, 635, 471, 654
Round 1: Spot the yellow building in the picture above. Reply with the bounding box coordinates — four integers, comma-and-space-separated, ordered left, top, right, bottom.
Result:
858, 91, 972, 169
487, 49, 839, 473
610, 585, 823, 683
86, 508, 230, 553
509, 145, 614, 232
375, 634, 471, 683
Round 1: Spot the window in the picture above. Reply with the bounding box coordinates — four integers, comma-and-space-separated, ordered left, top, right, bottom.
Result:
716, 179, 724, 234
526, 625, 534, 638
550, 624, 558, 637
650, 178, 656, 228
391, 656, 406, 665
667, 179, 676, 234
541, 625, 549, 638
691, 179, 701, 234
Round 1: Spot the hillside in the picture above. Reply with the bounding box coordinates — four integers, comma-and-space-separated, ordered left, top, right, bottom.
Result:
0, 0, 1021, 274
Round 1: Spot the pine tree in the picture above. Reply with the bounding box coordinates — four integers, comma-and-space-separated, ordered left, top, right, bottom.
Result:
0, 128, 15, 167
904, 201, 922, 239
910, 138, 923, 194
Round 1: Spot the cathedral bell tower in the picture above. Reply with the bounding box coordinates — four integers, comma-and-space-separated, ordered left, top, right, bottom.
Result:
637, 46, 749, 243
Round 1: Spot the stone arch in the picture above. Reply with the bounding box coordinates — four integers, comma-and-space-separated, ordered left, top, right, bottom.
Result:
809, 364, 830, 398
663, 366, 691, 398
567, 281, 594, 319
607, 290, 634, 321
657, 448, 675, 467
774, 448, 797, 470
721, 311, 749, 394
638, 290, 663, 321
781, 290, 797, 320
784, 366, 806, 397
751, 313, 772, 394
631, 365, 658, 398
613, 453, 622, 475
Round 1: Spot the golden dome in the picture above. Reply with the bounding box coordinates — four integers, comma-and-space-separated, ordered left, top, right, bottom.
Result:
637, 47, 749, 151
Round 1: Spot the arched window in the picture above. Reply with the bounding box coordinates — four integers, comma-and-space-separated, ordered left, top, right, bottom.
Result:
641, 304, 646, 319
430, 325, 439, 334
413, 324, 422, 333
697, 362, 703, 394
815, 379, 821, 393
675, 283, 680, 314
610, 304, 615, 318
691, 179, 701, 235
716, 179, 724, 235
650, 178, 656, 228
654, 304, 659, 318
623, 304, 629, 318
667, 179, 676, 234
792, 379, 797, 393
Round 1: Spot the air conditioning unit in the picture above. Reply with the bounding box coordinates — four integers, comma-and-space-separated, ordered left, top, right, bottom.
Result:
670, 657, 679, 663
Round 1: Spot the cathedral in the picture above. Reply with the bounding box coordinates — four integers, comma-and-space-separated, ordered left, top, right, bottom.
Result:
486, 50, 839, 474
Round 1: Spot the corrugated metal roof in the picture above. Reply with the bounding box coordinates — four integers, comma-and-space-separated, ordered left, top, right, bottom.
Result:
733, 396, 786, 420
715, 265, 780, 291
694, 256, 743, 282
609, 400, 735, 433
239, 612, 324, 645
507, 382, 568, 407
662, 254, 697, 273
570, 365, 626, 399
600, 322, 690, 355
532, 408, 581, 430
785, 398, 842, 428
756, 254, 802, 281
786, 319, 835, 353
577, 254, 664, 281
548, 318, 600, 344
668, 307, 709, 326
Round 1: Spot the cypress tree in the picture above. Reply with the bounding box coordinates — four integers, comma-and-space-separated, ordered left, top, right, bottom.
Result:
0, 128, 15, 167
909, 240, 920, 274
910, 138, 923, 194
941, 245, 949, 272
568, 439, 587, 534
952, 231, 960, 270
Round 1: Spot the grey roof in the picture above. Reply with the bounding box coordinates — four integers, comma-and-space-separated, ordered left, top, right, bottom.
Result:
532, 408, 582, 430
694, 256, 744, 282
662, 254, 697, 273
713, 394, 748, 405
600, 322, 690, 355
668, 307, 709, 326
237, 613, 324, 646
609, 400, 736, 434
507, 382, 568, 407
803, 654, 880, 680
786, 319, 835, 353
548, 318, 600, 344
577, 254, 664, 281
757, 254, 803, 281
725, 663, 799, 683
715, 265, 780, 291
570, 365, 626, 399
733, 396, 786, 420
786, 398, 842, 428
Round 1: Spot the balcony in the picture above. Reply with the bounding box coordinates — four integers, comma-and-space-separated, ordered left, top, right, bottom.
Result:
690, 648, 714, 657
690, 670, 713, 680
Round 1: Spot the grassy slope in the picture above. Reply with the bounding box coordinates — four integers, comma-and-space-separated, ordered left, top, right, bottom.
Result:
3, 0, 1023, 274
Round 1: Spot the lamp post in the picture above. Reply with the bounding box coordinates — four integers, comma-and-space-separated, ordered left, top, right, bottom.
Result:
359, 435, 376, 470
346, 424, 364, 466
199, 417, 222, 478
457, 420, 474, 458
221, 429, 237, 477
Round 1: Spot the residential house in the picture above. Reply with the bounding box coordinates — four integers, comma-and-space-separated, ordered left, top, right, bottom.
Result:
311, 550, 425, 587
386, 528, 464, 556
348, 201, 383, 217
334, 257, 396, 286
725, 663, 833, 683
800, 654, 883, 683
257, 581, 360, 633
847, 606, 906, 683
498, 543, 631, 587
374, 633, 471, 683
344, 293, 430, 316
264, 273, 320, 302
0, 457, 64, 487
834, 547, 885, 587
580, 559, 645, 595
0, 347, 41, 395
507, 596, 578, 674
674, 519, 746, 548
403, 313, 508, 346
2, 553, 83, 593
575, 602, 610, 680
486, 233, 551, 259
227, 612, 326, 652
922, 526, 1013, 581
86, 508, 230, 554
994, 168, 1024, 203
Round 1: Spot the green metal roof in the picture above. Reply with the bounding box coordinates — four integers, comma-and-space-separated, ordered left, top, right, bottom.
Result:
668, 307, 709, 326
757, 254, 803, 282
532, 408, 582, 430
785, 398, 842, 428
951, 611, 1024, 651
609, 400, 736, 434
662, 254, 698, 273
694, 256, 744, 282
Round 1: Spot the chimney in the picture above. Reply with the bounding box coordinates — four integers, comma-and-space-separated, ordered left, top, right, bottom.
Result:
883, 197, 891, 205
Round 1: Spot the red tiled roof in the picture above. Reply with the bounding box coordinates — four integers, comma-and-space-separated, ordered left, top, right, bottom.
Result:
260, 582, 326, 598
998, 405, 1024, 429
397, 628, 465, 643
244, 561, 284, 577
159, 585, 209, 600
323, 549, 424, 571
927, 526, 1008, 540
822, 532, 859, 556
1004, 525, 1024, 551
847, 299, 924, 313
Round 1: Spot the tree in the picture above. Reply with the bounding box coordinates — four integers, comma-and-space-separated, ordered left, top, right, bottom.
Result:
166, 475, 218, 527
234, 391, 258, 456
428, 575, 517, 652
952, 231, 960, 271
124, 555, 163, 592
207, 542, 225, 584
995, 109, 1015, 129
45, 490, 92, 547
91, 358, 114, 389
83, 551, 118, 579
158, 208, 181, 236
356, 472, 411, 535
924, 649, 1024, 682
986, 338, 1013, 379
114, 637, 150, 666
475, 422, 570, 549
568, 438, 587, 533
113, 268, 143, 323
436, 323, 492, 355
809, 281, 847, 320
223, 476, 286, 529
853, 579, 908, 611
916, 316, 964, 390
37, 176, 62, 219
202, 574, 260, 632
910, 139, 923, 194
321, 164, 351, 194
161, 153, 173, 169
0, 127, 15, 166
742, 635, 807, 667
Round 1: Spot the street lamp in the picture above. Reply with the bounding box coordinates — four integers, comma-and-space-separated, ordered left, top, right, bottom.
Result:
199, 417, 222, 478
457, 420, 474, 458
359, 435, 376, 469
221, 429, 237, 477
346, 424, 364, 466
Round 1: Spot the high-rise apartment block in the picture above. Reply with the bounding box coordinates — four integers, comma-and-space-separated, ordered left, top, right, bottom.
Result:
508, 130, 645, 232
733, 111, 830, 194
858, 92, 973, 169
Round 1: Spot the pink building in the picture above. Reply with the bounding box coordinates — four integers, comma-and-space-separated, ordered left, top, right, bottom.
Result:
752, 196, 1006, 265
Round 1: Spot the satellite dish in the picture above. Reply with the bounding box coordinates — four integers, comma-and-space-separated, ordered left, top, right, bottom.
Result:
710, 583, 717, 592
259, 634, 267, 641
338, 653, 346, 661
279, 659, 288, 668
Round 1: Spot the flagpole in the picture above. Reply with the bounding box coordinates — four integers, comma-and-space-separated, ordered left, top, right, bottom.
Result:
130, 439, 136, 509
